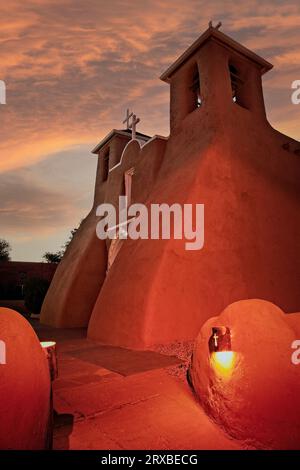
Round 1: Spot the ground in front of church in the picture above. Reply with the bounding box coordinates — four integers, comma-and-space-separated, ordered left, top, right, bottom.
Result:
32, 320, 245, 450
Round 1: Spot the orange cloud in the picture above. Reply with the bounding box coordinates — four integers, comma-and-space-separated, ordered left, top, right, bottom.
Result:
0, 0, 298, 175
0, 171, 79, 235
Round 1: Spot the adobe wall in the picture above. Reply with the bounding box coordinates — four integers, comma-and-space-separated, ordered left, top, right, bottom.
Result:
40, 134, 164, 328
88, 96, 300, 348
41, 34, 300, 343
189, 300, 300, 449
0, 308, 51, 449
40, 210, 107, 327
0, 261, 57, 285
40, 151, 109, 327
0, 261, 57, 300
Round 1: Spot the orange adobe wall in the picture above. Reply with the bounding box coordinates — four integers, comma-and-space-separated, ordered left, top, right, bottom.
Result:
41, 27, 300, 350
0, 308, 51, 449
189, 299, 300, 449
40, 133, 132, 327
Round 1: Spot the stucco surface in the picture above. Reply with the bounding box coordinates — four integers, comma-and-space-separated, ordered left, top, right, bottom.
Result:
0, 308, 51, 449
189, 299, 300, 449
88, 104, 300, 348
41, 30, 300, 349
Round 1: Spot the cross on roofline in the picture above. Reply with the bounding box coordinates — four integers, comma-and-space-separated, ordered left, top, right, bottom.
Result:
123, 109, 133, 128
123, 108, 140, 140
209, 20, 222, 30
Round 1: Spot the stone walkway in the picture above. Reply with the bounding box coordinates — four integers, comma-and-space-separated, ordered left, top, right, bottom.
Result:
33, 321, 244, 450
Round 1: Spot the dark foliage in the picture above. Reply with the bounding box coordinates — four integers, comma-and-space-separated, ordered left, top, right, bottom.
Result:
24, 277, 50, 314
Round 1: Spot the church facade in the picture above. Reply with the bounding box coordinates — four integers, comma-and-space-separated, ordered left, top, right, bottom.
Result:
40, 25, 300, 349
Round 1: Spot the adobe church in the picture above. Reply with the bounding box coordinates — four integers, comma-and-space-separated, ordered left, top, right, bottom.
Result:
40, 24, 300, 349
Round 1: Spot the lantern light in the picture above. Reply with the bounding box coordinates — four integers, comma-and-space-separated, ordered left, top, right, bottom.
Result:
40, 341, 58, 381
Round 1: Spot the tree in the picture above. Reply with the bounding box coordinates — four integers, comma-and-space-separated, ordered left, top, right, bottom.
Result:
43, 251, 63, 263
0, 239, 11, 262
42, 221, 82, 263
62, 226, 79, 252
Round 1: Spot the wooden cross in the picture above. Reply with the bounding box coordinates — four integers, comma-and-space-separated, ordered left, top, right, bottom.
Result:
123, 109, 133, 129
213, 332, 219, 348
123, 109, 140, 140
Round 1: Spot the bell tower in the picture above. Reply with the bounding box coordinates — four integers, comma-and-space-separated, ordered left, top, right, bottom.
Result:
160, 23, 273, 133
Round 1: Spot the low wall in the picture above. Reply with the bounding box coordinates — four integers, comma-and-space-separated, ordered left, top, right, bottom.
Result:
0, 261, 57, 299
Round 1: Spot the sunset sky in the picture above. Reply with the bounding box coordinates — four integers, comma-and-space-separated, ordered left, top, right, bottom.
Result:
0, 0, 299, 261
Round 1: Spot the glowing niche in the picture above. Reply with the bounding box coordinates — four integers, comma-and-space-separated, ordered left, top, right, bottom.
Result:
211, 351, 235, 377
208, 326, 235, 378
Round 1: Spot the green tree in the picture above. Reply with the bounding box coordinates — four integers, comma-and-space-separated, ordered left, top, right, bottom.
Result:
0, 239, 11, 262
62, 226, 79, 252
42, 221, 82, 263
43, 251, 63, 263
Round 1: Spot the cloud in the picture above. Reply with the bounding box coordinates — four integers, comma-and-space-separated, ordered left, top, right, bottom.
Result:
0, 170, 80, 235
0, 143, 98, 260
0, 0, 298, 174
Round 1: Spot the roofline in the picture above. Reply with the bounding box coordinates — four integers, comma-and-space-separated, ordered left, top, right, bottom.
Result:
160, 27, 273, 83
91, 129, 150, 154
